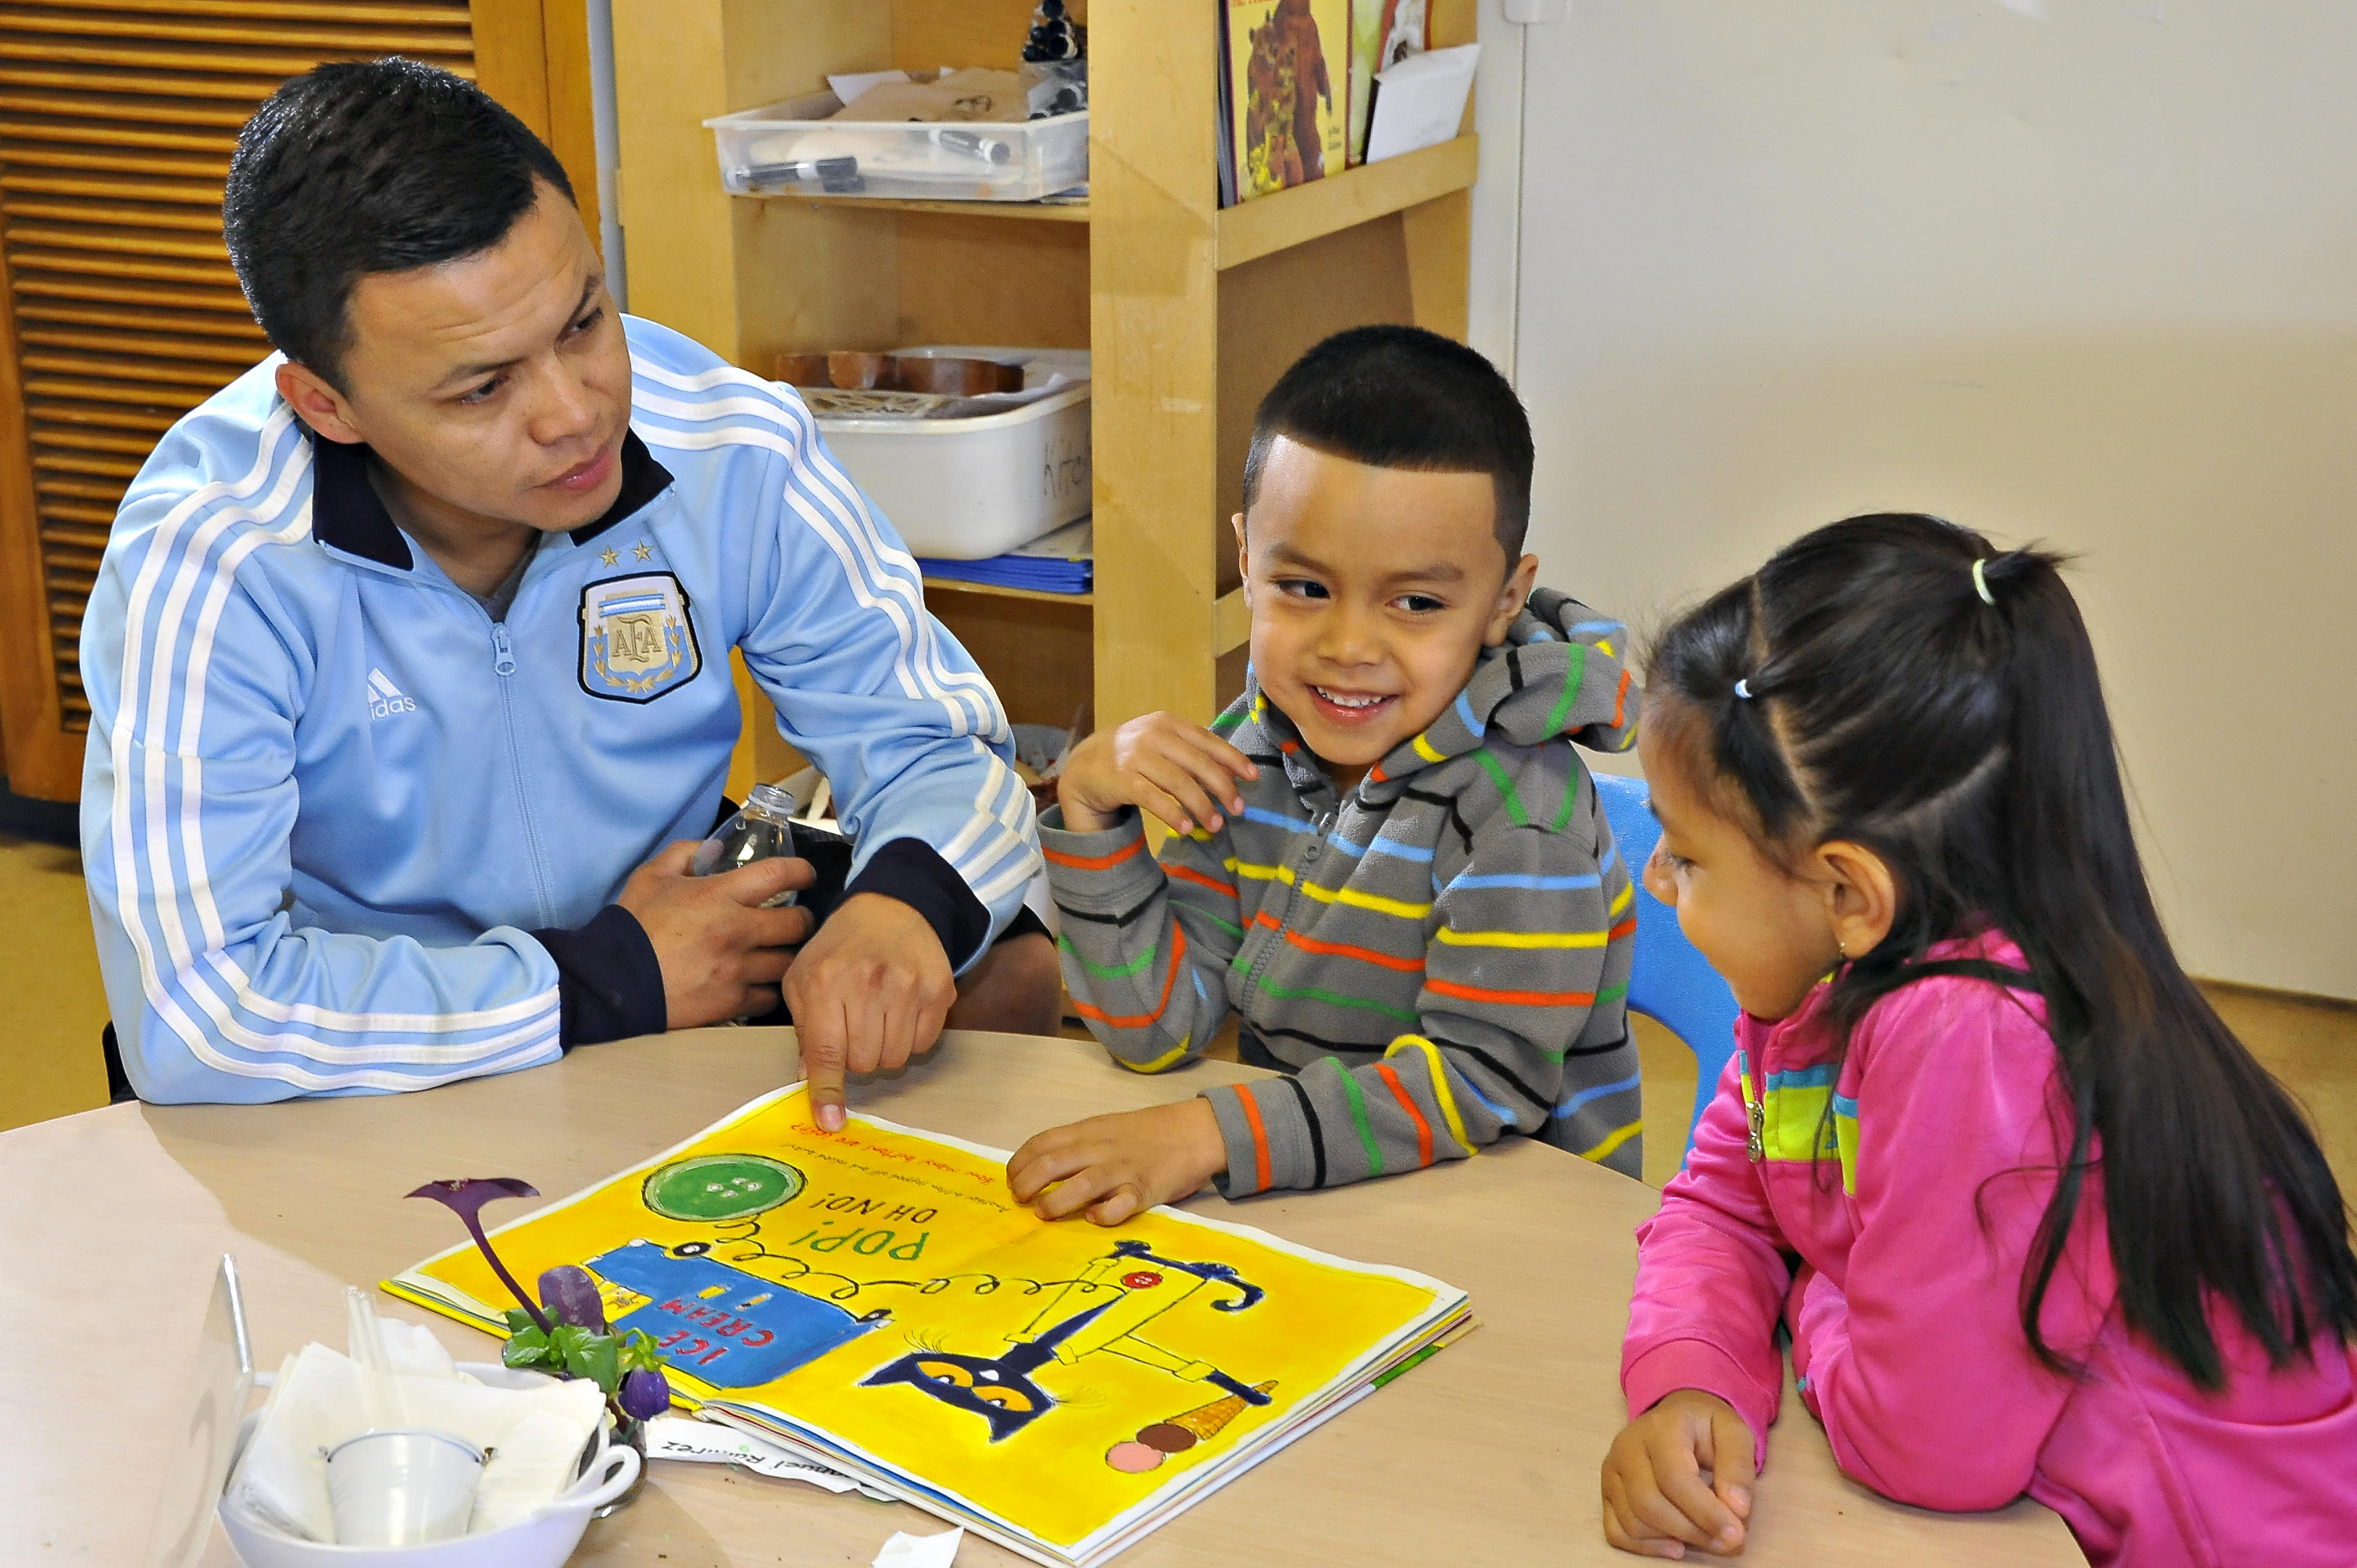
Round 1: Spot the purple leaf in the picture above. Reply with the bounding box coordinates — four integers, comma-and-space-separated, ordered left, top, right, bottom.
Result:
618, 1367, 671, 1422
405, 1178, 551, 1335
539, 1265, 607, 1334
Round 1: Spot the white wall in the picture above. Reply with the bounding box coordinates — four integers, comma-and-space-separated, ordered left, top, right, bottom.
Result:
1490, 0, 2357, 998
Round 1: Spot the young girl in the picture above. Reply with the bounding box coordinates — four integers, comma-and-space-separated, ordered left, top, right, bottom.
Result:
1603, 515, 2357, 1565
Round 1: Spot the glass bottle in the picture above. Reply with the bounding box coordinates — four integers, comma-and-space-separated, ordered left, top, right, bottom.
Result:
691, 783, 800, 906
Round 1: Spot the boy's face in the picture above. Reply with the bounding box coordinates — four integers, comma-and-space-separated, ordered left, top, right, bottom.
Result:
1235, 436, 1539, 790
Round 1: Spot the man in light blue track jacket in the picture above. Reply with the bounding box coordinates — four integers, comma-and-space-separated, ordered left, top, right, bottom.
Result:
78, 61, 1049, 1119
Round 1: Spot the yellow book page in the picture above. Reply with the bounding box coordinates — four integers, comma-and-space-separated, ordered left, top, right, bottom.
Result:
1230, 0, 1351, 199
389, 1085, 1454, 1552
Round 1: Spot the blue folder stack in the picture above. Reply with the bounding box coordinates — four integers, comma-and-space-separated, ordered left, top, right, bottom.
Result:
917, 517, 1093, 595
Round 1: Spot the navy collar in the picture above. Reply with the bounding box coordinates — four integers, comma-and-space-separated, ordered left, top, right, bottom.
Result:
307, 427, 674, 569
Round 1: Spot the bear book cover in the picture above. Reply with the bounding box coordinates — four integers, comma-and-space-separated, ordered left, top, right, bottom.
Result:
1227, 0, 1351, 202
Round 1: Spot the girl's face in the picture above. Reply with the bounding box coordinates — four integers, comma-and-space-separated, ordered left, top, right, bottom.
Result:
1636, 720, 1846, 1020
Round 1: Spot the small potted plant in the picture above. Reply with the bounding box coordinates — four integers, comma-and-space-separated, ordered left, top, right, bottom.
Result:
408, 1179, 671, 1508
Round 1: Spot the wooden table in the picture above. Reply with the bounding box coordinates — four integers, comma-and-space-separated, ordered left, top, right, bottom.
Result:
0, 1030, 2083, 1566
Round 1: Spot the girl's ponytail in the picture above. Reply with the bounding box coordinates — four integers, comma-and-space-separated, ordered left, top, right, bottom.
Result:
1651, 514, 2357, 1388
1988, 546, 2355, 1384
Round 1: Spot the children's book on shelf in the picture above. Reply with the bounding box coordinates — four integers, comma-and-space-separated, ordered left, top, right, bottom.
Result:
1348, 0, 1427, 166
1217, 3, 1238, 208
385, 1085, 1470, 1567
1226, 0, 1350, 202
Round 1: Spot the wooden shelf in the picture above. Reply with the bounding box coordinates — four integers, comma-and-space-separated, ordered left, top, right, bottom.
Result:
1216, 135, 1479, 271
922, 576, 1094, 606
744, 193, 1090, 223
617, 0, 1478, 754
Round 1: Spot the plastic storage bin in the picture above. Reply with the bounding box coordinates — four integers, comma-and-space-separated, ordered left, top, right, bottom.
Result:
804, 346, 1090, 561
706, 92, 1087, 203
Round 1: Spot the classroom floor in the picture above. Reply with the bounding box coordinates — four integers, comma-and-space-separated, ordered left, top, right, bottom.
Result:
6, 828, 2353, 1202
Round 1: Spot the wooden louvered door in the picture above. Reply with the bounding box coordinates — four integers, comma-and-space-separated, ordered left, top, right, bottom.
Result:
0, 0, 595, 802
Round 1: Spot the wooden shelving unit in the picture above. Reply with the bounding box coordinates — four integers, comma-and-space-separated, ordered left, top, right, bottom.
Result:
612, 0, 1476, 789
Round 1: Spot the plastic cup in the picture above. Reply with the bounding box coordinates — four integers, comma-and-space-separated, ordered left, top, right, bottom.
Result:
324, 1428, 486, 1546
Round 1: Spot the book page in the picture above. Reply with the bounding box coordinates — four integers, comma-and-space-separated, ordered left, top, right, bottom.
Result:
388, 1086, 1463, 1558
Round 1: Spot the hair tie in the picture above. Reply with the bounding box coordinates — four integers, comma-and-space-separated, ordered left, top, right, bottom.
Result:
1733, 678, 1753, 700
1972, 558, 1996, 606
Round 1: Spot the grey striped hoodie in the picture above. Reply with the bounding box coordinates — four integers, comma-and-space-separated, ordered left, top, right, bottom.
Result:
1039, 587, 1645, 1191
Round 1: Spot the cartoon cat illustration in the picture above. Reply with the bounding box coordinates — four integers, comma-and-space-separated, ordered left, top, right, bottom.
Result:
861, 1241, 1275, 1442
861, 1297, 1116, 1441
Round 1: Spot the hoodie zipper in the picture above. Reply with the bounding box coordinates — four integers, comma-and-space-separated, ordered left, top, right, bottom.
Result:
487, 616, 557, 926
1236, 803, 1336, 1008
1736, 1048, 1766, 1162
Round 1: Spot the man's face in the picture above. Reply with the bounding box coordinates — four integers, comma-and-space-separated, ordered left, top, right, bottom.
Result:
314, 180, 631, 535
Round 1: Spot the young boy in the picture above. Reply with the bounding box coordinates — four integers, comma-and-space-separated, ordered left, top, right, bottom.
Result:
1010, 326, 1643, 1223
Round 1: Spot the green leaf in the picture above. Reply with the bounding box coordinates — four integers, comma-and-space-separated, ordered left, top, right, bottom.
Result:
502, 1308, 540, 1337
616, 1329, 666, 1374
501, 1330, 558, 1370
568, 1332, 622, 1394
547, 1324, 620, 1391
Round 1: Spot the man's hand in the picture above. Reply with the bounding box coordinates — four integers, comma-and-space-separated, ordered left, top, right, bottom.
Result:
618, 842, 812, 1028
785, 893, 956, 1132
1007, 1100, 1227, 1224
1601, 1389, 1758, 1560
1057, 712, 1259, 836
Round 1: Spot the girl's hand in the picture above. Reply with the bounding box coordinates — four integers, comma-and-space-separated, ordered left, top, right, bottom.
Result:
1007, 1100, 1228, 1224
1602, 1389, 1758, 1559
1056, 713, 1259, 836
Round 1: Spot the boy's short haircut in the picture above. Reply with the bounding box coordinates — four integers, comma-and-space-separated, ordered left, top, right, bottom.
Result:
224, 58, 577, 391
1242, 324, 1535, 560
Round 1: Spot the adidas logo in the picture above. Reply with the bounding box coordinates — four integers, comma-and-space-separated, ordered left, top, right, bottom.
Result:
367, 668, 418, 720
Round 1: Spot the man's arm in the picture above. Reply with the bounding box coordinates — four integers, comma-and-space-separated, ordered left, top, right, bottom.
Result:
80, 515, 577, 1102
716, 389, 1041, 1119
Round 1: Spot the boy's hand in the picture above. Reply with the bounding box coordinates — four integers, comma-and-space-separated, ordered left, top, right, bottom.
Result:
1007, 1100, 1228, 1224
1601, 1390, 1757, 1559
1057, 713, 1259, 836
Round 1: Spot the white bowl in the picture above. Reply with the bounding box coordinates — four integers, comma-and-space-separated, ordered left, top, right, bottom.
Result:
217, 1364, 638, 1568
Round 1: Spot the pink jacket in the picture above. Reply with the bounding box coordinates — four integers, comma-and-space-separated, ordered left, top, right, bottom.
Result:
1622, 932, 2357, 1567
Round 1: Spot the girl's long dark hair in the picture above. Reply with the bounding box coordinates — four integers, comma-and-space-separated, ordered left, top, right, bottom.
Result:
1651, 513, 2355, 1387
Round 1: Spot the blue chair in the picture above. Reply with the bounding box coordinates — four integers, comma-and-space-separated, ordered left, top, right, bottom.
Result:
1592, 771, 1742, 1149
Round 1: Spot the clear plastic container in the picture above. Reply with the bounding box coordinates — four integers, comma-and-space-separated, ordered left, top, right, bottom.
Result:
692, 783, 800, 906
704, 91, 1087, 203
807, 345, 1090, 559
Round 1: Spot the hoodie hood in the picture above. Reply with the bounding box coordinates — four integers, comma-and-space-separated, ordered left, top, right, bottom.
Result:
1240, 586, 1641, 809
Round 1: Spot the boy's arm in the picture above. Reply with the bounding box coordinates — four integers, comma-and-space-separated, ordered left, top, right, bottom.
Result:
1037, 807, 1242, 1069
1200, 765, 1642, 1193
1622, 1054, 1794, 1471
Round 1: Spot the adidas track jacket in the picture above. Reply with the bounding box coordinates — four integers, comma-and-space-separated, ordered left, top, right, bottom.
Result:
79, 316, 1038, 1103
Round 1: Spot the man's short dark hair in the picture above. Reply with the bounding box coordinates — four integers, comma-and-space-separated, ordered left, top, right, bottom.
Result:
224, 58, 576, 389
1241, 324, 1535, 560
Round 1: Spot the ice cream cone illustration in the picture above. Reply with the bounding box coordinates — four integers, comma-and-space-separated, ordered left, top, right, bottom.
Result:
1107, 1381, 1280, 1471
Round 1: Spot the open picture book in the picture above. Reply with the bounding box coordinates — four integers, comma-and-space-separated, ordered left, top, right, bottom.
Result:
384, 1085, 1471, 1567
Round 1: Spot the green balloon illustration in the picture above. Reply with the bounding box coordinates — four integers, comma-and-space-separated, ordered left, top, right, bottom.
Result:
642, 1153, 805, 1221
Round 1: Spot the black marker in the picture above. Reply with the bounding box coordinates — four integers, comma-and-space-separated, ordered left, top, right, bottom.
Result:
735, 155, 860, 188
930, 128, 1013, 166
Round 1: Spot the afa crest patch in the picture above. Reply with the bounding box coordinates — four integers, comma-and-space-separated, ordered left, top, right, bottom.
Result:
579, 571, 702, 703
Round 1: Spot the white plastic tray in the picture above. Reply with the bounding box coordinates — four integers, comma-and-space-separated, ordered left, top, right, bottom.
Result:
803, 346, 1091, 561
